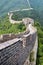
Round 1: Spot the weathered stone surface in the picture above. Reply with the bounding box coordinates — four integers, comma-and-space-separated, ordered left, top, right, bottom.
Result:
0, 32, 37, 65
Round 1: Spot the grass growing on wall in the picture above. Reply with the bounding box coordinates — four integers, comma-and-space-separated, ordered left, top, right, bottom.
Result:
29, 51, 34, 62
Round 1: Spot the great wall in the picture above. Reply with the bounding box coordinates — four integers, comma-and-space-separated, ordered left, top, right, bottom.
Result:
0, 13, 38, 65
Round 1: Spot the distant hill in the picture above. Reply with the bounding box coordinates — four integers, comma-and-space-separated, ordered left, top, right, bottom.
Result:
0, 0, 30, 17
29, 0, 43, 25
0, 0, 43, 17
30, 0, 43, 11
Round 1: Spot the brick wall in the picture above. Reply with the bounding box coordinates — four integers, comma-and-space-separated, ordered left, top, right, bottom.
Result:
0, 40, 23, 65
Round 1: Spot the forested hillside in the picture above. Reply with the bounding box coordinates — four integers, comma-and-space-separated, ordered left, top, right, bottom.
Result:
0, 0, 30, 17
12, 9, 43, 25
0, 16, 26, 35
34, 22, 43, 65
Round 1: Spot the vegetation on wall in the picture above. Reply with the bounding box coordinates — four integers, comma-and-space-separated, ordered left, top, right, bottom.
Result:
29, 51, 34, 62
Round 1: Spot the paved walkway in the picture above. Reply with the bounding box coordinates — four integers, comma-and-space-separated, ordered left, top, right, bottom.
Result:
9, 13, 22, 24
26, 21, 38, 65
31, 36, 38, 65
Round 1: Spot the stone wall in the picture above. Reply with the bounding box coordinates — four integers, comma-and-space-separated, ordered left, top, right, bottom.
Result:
0, 34, 17, 43
0, 40, 23, 65
0, 32, 37, 65
0, 31, 29, 43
